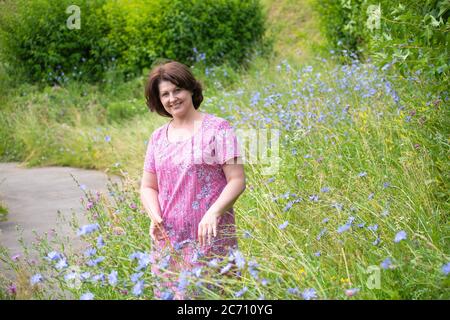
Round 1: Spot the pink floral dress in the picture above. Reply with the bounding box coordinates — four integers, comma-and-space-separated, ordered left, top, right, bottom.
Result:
143, 112, 241, 298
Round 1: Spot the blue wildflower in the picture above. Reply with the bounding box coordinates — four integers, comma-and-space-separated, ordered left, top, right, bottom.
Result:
233, 250, 246, 270
394, 230, 407, 243
302, 288, 317, 300
358, 171, 367, 178
283, 201, 293, 212
132, 280, 144, 296
80, 292, 94, 300
381, 258, 392, 270
84, 248, 96, 258
46, 251, 62, 262
108, 270, 118, 286
55, 258, 68, 270
30, 274, 43, 286
161, 291, 174, 300
77, 223, 100, 236
130, 272, 144, 283
86, 256, 105, 267
337, 223, 351, 234
105, 135, 111, 143
278, 221, 289, 230
220, 263, 233, 274
235, 287, 248, 298
97, 235, 105, 248
320, 187, 330, 193
309, 194, 319, 202
287, 287, 300, 296
441, 262, 450, 276
367, 224, 378, 232
368, 192, 375, 200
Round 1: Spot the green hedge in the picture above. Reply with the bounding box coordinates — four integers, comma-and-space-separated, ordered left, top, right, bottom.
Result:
0, 0, 268, 85
314, 0, 450, 78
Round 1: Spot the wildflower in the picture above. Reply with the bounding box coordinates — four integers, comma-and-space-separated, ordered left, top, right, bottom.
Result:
86, 256, 105, 267
80, 292, 94, 300
283, 201, 294, 212
309, 194, 319, 202
279, 221, 289, 230
86, 201, 94, 210
132, 280, 144, 296
177, 271, 190, 291
302, 288, 317, 300
46, 251, 62, 262
368, 192, 375, 200
97, 235, 105, 248
261, 279, 269, 286
80, 272, 91, 281
207, 258, 219, 268
357, 222, 366, 228
337, 223, 351, 234
130, 272, 144, 283
367, 224, 378, 232
287, 287, 300, 296
358, 171, 367, 178
383, 182, 390, 188
372, 236, 381, 246
441, 262, 450, 276
30, 274, 43, 286
161, 291, 174, 300
7, 284, 17, 295
314, 251, 321, 257
108, 270, 118, 286
235, 287, 248, 298
232, 250, 246, 269
84, 248, 96, 258
77, 223, 100, 236
394, 230, 407, 243
248, 260, 260, 280
317, 228, 327, 240
345, 288, 360, 297
105, 135, 111, 143
331, 202, 343, 211
381, 209, 389, 217
220, 263, 233, 274
11, 254, 21, 262
55, 258, 68, 270
243, 230, 252, 238
129, 203, 137, 210
322, 218, 329, 224
381, 258, 392, 270
320, 187, 330, 193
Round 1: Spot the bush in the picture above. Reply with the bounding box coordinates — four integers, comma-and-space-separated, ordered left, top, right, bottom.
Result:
0, 0, 269, 85
314, 0, 450, 79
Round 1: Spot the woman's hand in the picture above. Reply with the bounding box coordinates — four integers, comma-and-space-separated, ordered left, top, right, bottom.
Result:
198, 211, 221, 247
149, 219, 168, 243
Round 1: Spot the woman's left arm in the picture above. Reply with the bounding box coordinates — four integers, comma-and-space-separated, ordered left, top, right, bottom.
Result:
198, 157, 246, 246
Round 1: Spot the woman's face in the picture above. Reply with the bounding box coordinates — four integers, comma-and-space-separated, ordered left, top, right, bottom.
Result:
158, 80, 194, 117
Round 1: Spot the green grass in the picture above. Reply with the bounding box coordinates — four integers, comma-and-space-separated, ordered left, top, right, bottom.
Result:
0, 0, 448, 300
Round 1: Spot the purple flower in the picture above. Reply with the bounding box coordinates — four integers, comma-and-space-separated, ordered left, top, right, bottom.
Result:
235, 287, 248, 298
278, 221, 289, 230
320, 187, 330, 193
161, 290, 174, 300
314, 251, 321, 257
367, 224, 378, 232
46, 251, 62, 262
77, 223, 100, 236
30, 274, 43, 285
345, 288, 360, 297
287, 287, 300, 296
358, 171, 367, 178
381, 258, 392, 270
86, 256, 105, 267
105, 135, 111, 143
11, 254, 21, 262
97, 235, 105, 248
337, 223, 351, 234
80, 292, 94, 300
55, 258, 68, 270
108, 270, 118, 286
232, 250, 246, 270
302, 288, 317, 300
130, 272, 144, 283
132, 280, 144, 296
84, 248, 96, 258
383, 182, 390, 188
394, 230, 407, 243
283, 201, 294, 212
220, 263, 233, 274
368, 192, 375, 200
441, 262, 450, 276
309, 194, 319, 202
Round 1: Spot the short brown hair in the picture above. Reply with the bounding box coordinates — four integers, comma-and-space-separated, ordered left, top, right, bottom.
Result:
144, 60, 203, 118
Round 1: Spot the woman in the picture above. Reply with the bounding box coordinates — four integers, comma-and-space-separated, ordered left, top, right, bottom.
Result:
140, 60, 246, 299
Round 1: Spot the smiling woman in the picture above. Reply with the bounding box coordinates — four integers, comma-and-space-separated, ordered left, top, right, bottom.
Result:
141, 60, 246, 300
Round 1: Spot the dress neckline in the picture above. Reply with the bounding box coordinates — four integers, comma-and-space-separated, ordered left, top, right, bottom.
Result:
165, 112, 208, 144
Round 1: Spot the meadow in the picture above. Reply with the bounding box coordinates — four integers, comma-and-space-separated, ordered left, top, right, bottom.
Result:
0, 0, 448, 300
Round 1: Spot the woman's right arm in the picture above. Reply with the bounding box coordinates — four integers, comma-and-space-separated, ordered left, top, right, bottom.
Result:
140, 170, 163, 224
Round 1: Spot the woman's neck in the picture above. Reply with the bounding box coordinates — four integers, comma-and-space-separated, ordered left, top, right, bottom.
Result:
171, 109, 203, 128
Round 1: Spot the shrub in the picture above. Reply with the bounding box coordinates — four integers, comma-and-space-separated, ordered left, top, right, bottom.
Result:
0, 0, 269, 85
314, 0, 450, 78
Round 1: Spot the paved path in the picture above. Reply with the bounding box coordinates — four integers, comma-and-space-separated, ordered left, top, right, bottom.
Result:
0, 163, 121, 257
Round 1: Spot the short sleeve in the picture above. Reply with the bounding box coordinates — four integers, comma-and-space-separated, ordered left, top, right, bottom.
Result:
215, 120, 242, 165
143, 135, 156, 173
